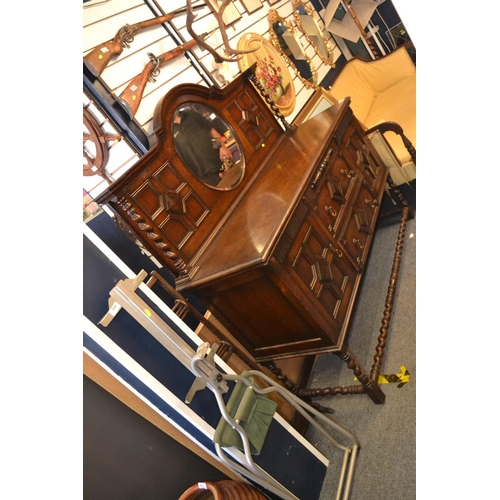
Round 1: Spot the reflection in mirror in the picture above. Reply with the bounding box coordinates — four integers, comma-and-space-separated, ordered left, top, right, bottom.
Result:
267, 9, 318, 90
172, 103, 245, 190
293, 0, 336, 68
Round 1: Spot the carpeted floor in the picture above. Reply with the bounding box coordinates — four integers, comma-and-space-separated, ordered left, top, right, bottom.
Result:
305, 215, 416, 500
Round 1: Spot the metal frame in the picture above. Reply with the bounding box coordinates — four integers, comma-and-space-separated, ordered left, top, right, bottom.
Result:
102, 271, 360, 500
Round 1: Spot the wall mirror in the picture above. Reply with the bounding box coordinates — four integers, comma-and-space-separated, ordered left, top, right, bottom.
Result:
293, 0, 336, 68
172, 103, 245, 190
267, 9, 318, 90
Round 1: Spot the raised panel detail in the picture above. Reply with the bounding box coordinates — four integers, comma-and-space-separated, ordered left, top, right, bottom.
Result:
354, 207, 372, 235
130, 161, 209, 250
163, 192, 184, 214
228, 89, 275, 149
183, 191, 209, 227
132, 179, 168, 220
153, 161, 186, 191
315, 177, 348, 237
157, 190, 210, 249
339, 183, 378, 268
291, 223, 351, 321
158, 216, 194, 249
356, 147, 383, 193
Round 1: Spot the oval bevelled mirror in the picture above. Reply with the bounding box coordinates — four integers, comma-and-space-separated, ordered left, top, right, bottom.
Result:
172, 103, 245, 190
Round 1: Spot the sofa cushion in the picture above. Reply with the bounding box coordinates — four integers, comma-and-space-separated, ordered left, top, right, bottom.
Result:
364, 74, 416, 164
328, 63, 376, 124
328, 47, 416, 165
353, 48, 415, 95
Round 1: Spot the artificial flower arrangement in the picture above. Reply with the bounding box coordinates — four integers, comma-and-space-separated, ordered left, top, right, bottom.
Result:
255, 55, 286, 99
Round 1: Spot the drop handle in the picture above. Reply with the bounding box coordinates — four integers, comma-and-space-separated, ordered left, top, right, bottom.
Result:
341, 169, 355, 178
353, 238, 365, 249
325, 205, 337, 217
329, 244, 342, 258
365, 198, 379, 208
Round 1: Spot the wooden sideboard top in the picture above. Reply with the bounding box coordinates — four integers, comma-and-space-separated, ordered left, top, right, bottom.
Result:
178, 99, 351, 290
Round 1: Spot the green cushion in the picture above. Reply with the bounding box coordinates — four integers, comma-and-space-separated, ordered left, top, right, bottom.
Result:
213, 371, 278, 455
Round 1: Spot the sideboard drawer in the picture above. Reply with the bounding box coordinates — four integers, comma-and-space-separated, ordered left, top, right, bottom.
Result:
313, 164, 354, 238
338, 181, 380, 269
342, 124, 386, 197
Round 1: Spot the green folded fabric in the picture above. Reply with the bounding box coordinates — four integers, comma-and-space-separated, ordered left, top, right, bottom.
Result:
213, 371, 278, 455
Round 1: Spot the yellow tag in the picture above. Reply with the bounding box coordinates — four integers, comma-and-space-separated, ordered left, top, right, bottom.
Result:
132, 95, 136, 101
355, 365, 410, 388
98, 54, 103, 59
261, 143, 265, 148
144, 309, 152, 317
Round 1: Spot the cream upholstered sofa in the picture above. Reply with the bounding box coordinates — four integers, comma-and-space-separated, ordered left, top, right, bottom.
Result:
328, 46, 416, 180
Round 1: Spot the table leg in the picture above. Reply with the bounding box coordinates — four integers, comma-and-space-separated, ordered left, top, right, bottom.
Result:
371, 206, 410, 381
298, 347, 386, 404
297, 205, 410, 405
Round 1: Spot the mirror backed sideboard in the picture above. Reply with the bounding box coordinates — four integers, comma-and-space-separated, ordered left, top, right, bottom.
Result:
96, 68, 392, 404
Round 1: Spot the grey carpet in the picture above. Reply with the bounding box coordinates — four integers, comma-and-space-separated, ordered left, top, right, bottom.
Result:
305, 216, 416, 500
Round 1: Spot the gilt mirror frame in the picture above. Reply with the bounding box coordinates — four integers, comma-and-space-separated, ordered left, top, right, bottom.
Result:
292, 0, 336, 69
267, 8, 319, 91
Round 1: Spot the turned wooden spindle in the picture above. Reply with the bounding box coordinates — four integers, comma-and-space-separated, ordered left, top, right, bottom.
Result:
248, 73, 296, 134
298, 349, 369, 398
262, 361, 300, 394
215, 341, 236, 363
386, 174, 416, 218
370, 205, 410, 380
117, 197, 189, 276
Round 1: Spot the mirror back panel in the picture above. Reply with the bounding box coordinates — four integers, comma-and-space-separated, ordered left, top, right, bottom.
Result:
96, 69, 284, 277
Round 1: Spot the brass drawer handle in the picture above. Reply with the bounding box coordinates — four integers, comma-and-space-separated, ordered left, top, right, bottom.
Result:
341, 169, 355, 178
353, 238, 365, 249
325, 205, 337, 217
329, 244, 342, 258
365, 198, 379, 208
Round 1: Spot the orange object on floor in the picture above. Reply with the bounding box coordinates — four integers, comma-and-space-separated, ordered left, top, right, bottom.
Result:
178, 479, 268, 499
